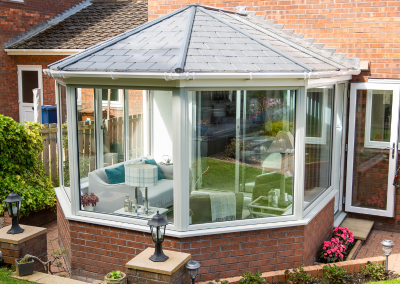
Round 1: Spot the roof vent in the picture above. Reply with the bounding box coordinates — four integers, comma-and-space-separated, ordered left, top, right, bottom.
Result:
236, 6, 247, 13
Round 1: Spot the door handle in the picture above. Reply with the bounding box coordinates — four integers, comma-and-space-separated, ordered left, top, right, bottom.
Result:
385, 143, 396, 159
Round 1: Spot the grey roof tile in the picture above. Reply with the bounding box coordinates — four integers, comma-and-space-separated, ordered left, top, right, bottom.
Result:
51, 5, 355, 73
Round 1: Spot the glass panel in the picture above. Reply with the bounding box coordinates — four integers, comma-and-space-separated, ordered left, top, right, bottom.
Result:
77, 88, 174, 223
189, 90, 296, 224
102, 89, 119, 102
370, 90, 392, 142
101, 89, 124, 167
351, 89, 390, 210
128, 90, 145, 159
22, 71, 38, 103
59, 85, 70, 199
304, 85, 335, 208
77, 88, 96, 187
333, 84, 345, 214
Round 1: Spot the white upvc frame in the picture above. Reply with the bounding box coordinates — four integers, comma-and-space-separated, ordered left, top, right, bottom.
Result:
17, 65, 43, 123
345, 82, 400, 217
364, 89, 393, 149
57, 75, 349, 235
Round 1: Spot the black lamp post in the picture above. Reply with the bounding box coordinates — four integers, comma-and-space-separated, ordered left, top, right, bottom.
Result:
186, 260, 201, 284
147, 211, 169, 262
4, 191, 24, 234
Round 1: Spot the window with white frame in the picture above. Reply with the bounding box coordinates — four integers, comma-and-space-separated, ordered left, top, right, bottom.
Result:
364, 90, 393, 149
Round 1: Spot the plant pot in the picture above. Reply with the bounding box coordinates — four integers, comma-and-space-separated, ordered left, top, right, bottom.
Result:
83, 205, 94, 211
15, 259, 34, 276
104, 272, 126, 284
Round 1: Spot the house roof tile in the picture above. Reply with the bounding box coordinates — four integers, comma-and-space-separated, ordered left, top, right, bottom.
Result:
6, 0, 148, 50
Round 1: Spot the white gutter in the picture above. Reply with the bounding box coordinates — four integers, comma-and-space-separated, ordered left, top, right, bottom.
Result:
6, 49, 83, 56
44, 69, 361, 80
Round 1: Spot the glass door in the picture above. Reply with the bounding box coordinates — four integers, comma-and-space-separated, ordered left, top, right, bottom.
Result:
345, 83, 400, 217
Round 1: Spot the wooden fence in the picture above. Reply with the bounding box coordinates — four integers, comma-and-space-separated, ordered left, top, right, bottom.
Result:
36, 114, 144, 184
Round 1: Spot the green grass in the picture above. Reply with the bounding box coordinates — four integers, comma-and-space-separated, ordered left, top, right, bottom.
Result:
364, 279, 400, 284
0, 268, 35, 284
197, 157, 263, 192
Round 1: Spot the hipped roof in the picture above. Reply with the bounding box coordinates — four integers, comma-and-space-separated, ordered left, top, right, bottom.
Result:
48, 4, 359, 74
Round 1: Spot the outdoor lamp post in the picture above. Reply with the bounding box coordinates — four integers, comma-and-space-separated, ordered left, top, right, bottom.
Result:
4, 191, 24, 234
186, 260, 201, 284
147, 211, 169, 262
381, 239, 395, 271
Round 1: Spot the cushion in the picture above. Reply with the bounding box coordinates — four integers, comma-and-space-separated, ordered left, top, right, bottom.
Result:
105, 164, 125, 184
158, 164, 173, 180
145, 159, 165, 180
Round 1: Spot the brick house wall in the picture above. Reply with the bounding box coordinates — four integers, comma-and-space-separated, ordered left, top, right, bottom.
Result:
57, 199, 71, 269
59, 195, 334, 282
148, 0, 400, 82
0, 0, 84, 121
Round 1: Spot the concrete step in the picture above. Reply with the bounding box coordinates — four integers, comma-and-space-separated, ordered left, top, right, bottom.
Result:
11, 271, 91, 284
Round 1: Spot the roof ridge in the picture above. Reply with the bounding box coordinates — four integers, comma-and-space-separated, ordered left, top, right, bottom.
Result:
5, 0, 92, 49
174, 6, 197, 73
197, 7, 313, 72
242, 12, 358, 69
49, 6, 190, 70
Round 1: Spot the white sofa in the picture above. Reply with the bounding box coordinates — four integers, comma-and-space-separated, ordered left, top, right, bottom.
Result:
87, 157, 174, 213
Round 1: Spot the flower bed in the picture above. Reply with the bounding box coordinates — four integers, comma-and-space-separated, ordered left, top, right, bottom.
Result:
198, 256, 387, 284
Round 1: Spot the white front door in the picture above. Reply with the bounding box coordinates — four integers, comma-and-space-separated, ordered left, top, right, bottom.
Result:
18, 65, 42, 123
346, 82, 400, 217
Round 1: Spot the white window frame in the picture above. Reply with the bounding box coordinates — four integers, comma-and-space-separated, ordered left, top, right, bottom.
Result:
57, 75, 348, 236
17, 65, 43, 123
345, 82, 400, 217
101, 89, 123, 108
364, 89, 393, 149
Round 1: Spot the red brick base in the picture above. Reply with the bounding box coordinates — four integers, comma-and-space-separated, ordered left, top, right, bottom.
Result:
58, 199, 334, 282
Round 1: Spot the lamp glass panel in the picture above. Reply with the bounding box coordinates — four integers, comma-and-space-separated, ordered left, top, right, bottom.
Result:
304, 85, 335, 209
189, 269, 198, 279
188, 90, 296, 224
151, 226, 157, 242
158, 225, 165, 241
6, 202, 13, 217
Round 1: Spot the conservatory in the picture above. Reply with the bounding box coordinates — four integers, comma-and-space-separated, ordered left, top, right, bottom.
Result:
46, 4, 360, 236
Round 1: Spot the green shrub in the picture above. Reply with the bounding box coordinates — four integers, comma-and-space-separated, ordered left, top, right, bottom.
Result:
263, 120, 293, 137
0, 115, 56, 216
239, 271, 267, 284
207, 279, 230, 284
284, 264, 312, 284
361, 261, 388, 281
224, 138, 251, 159
107, 270, 123, 279
323, 264, 349, 284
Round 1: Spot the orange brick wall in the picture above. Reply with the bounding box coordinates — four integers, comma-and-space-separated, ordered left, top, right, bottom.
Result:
0, 0, 84, 121
148, 0, 400, 81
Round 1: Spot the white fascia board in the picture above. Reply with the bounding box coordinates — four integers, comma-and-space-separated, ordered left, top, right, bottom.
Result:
44, 69, 361, 81
5, 49, 83, 56
55, 186, 337, 238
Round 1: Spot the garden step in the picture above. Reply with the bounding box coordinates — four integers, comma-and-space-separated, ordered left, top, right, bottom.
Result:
340, 218, 374, 241
11, 271, 90, 284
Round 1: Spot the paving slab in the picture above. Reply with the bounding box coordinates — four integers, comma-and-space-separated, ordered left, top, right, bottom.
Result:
11, 271, 90, 284
341, 218, 374, 240
126, 247, 190, 275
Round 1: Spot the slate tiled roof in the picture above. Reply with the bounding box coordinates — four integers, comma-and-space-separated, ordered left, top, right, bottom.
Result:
6, 0, 148, 50
49, 4, 359, 73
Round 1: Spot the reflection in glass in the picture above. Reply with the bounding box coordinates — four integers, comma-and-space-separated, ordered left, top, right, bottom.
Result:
189, 90, 296, 224
304, 86, 334, 208
352, 89, 390, 210
22, 71, 38, 103
59, 85, 70, 199
76, 89, 174, 223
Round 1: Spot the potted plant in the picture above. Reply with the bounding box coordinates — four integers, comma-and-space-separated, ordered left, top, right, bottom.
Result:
15, 255, 34, 276
81, 193, 99, 211
105, 270, 126, 284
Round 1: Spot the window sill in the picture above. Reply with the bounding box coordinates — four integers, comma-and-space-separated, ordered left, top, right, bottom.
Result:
55, 187, 338, 238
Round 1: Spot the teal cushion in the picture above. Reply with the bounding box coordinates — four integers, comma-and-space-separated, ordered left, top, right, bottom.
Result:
105, 164, 125, 184
145, 159, 165, 180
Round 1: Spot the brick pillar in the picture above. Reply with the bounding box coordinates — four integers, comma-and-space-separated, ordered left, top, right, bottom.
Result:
0, 225, 47, 272
126, 248, 191, 284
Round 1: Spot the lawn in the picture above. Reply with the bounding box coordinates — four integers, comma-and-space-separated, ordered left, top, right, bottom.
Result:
364, 280, 400, 284
198, 157, 263, 192
0, 268, 34, 284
